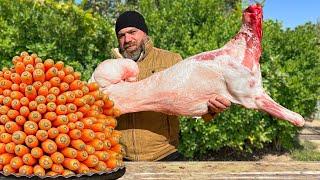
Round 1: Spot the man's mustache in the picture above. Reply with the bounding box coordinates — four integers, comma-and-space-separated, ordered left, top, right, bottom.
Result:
124, 42, 136, 49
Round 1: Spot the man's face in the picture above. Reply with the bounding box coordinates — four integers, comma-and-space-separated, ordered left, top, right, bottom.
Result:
117, 27, 147, 61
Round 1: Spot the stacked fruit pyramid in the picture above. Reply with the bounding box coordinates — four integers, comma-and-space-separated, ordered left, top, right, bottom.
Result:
0, 52, 124, 177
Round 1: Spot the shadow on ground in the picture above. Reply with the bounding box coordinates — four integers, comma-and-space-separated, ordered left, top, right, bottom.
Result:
184, 144, 294, 161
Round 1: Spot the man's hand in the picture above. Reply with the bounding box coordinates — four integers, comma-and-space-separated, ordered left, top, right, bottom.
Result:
202, 95, 231, 122
207, 94, 231, 114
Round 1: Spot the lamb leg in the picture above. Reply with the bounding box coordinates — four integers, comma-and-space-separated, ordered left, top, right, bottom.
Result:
255, 93, 305, 126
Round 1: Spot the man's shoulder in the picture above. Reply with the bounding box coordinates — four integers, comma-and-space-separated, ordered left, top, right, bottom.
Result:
150, 47, 182, 63
152, 47, 180, 57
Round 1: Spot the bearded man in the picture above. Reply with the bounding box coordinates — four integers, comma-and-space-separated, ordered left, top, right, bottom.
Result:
106, 11, 231, 161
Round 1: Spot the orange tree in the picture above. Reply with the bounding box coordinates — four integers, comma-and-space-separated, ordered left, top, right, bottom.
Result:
0, 0, 116, 80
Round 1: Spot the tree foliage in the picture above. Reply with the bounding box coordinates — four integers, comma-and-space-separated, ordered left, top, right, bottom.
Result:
0, 0, 116, 80
135, 0, 319, 157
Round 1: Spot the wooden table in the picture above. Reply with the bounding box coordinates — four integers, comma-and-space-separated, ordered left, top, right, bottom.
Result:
120, 161, 320, 179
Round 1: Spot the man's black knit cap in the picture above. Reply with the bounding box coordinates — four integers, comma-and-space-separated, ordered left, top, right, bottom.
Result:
115, 11, 148, 35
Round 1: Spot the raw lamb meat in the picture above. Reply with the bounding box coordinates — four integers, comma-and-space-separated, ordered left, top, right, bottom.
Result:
90, 4, 305, 127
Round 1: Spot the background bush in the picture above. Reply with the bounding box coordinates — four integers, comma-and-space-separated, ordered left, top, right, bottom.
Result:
136, 0, 319, 158
0, 0, 116, 80
0, 0, 319, 158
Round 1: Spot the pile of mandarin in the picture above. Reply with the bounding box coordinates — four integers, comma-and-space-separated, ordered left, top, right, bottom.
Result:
0, 52, 124, 177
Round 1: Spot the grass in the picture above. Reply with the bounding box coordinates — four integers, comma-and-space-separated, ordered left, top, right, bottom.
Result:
290, 141, 320, 161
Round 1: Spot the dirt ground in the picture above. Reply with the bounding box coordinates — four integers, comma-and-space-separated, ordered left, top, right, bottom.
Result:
121, 161, 320, 179
258, 153, 292, 161
188, 145, 294, 162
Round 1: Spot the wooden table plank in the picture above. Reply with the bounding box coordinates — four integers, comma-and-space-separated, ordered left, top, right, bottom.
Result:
119, 161, 320, 179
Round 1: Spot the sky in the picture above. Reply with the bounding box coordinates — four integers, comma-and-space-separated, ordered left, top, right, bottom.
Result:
262, 0, 319, 29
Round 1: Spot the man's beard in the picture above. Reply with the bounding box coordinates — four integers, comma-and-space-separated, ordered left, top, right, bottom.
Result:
120, 39, 147, 61
120, 45, 144, 61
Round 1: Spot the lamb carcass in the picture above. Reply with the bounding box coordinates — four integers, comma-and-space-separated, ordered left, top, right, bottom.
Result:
90, 4, 305, 127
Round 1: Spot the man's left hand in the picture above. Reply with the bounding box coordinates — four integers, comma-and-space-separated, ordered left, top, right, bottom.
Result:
207, 94, 231, 114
